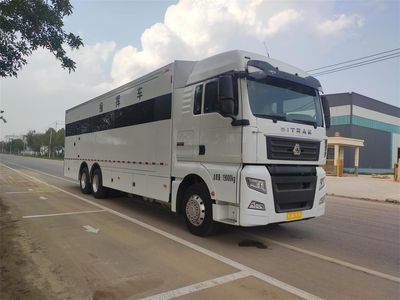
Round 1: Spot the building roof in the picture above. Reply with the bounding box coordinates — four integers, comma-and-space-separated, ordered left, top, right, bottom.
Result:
326, 92, 400, 118
328, 136, 364, 147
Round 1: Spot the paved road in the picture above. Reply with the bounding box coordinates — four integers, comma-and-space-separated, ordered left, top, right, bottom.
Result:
1, 154, 399, 299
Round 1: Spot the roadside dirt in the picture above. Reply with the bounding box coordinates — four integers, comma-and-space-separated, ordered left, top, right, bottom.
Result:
0, 199, 64, 300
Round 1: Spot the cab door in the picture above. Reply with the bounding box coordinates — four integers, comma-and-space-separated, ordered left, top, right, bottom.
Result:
199, 78, 242, 164
199, 77, 242, 204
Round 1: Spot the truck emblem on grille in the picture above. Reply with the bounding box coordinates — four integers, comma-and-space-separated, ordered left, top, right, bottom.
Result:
292, 143, 302, 156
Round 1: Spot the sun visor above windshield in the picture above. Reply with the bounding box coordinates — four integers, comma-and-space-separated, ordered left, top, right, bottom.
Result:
247, 60, 322, 91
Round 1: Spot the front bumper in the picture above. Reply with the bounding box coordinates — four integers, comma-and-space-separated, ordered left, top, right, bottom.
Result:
239, 165, 326, 226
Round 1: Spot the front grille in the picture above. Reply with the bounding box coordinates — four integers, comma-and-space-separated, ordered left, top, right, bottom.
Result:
267, 137, 320, 161
268, 165, 316, 213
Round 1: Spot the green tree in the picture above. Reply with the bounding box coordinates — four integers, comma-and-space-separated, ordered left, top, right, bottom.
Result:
0, 0, 83, 77
0, 141, 7, 152
45, 127, 55, 156
26, 130, 45, 153
11, 138, 24, 153
53, 128, 64, 156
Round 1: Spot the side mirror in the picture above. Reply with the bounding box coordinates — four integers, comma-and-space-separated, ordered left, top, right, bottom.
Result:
218, 75, 234, 116
321, 95, 331, 129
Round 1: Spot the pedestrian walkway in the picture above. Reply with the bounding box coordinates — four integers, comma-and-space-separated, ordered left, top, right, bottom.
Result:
326, 175, 400, 203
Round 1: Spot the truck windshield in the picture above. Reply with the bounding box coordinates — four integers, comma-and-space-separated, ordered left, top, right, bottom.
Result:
247, 77, 323, 127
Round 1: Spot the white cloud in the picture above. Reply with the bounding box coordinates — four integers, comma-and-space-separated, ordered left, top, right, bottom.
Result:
317, 14, 365, 36
1, 0, 370, 139
262, 9, 303, 36
109, 0, 304, 85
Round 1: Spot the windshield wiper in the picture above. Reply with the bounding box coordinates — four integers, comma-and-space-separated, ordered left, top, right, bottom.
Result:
289, 118, 318, 128
254, 114, 287, 123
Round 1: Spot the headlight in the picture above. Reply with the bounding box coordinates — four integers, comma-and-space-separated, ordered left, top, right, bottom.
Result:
319, 177, 326, 190
246, 177, 267, 194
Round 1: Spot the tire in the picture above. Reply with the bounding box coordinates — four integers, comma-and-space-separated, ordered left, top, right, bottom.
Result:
91, 168, 108, 199
183, 184, 217, 236
79, 167, 91, 194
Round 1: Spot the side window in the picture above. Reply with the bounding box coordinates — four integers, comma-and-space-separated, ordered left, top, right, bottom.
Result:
204, 81, 218, 113
193, 85, 203, 115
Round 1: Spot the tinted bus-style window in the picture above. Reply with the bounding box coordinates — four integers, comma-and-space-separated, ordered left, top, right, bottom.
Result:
204, 81, 218, 113
193, 85, 203, 115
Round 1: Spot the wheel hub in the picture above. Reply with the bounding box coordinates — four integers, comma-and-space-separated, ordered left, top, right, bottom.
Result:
92, 174, 99, 193
186, 195, 205, 226
80, 172, 87, 189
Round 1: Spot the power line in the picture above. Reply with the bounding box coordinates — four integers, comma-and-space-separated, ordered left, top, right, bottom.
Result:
311, 52, 400, 75
311, 54, 400, 77
34, 120, 65, 133
306, 48, 400, 72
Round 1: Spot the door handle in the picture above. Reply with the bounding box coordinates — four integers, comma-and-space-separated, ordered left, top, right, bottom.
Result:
199, 145, 205, 155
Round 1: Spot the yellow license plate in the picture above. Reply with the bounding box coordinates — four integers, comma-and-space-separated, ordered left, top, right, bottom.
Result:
286, 211, 303, 221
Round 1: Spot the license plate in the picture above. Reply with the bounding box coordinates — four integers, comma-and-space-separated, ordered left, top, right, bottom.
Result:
286, 211, 302, 221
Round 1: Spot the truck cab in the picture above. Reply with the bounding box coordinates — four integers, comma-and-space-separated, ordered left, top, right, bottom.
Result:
172, 50, 330, 233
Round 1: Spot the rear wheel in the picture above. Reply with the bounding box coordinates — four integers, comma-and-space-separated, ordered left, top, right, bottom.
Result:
183, 184, 217, 236
79, 167, 91, 194
91, 168, 108, 199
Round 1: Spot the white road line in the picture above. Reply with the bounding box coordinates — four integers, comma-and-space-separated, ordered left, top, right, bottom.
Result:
5, 191, 41, 194
243, 232, 400, 284
0, 162, 320, 300
22, 209, 106, 219
39, 196, 47, 200
139, 271, 249, 300
0, 160, 78, 184
2, 160, 400, 285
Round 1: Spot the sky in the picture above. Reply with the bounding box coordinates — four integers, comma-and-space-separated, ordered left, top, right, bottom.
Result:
0, 0, 399, 140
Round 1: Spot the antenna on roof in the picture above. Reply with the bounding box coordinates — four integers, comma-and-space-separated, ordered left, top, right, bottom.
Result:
263, 41, 270, 58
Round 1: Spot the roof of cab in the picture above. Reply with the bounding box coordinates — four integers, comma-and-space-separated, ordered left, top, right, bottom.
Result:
186, 50, 308, 85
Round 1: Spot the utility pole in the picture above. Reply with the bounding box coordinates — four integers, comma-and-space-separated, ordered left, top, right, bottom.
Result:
47, 121, 62, 158
49, 128, 52, 158
9, 138, 12, 154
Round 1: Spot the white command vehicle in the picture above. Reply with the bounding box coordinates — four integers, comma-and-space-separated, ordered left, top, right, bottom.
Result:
64, 50, 331, 236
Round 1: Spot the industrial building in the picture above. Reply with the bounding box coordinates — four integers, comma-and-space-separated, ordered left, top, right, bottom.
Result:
326, 92, 400, 174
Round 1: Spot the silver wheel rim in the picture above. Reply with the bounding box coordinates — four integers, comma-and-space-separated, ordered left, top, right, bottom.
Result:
92, 174, 99, 193
80, 172, 87, 190
185, 194, 206, 226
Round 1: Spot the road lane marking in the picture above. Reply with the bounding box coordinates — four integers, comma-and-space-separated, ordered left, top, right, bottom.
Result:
4, 191, 61, 195
0, 162, 320, 300
0, 160, 78, 184
83, 225, 99, 234
242, 232, 400, 284
139, 271, 249, 300
5, 191, 41, 194
2, 160, 400, 285
22, 209, 106, 219
39, 196, 47, 200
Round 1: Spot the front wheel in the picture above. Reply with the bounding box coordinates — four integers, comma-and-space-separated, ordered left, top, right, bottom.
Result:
183, 184, 217, 236
91, 168, 108, 199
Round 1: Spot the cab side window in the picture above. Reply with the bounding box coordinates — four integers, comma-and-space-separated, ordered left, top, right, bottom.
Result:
193, 85, 203, 115
204, 80, 218, 113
